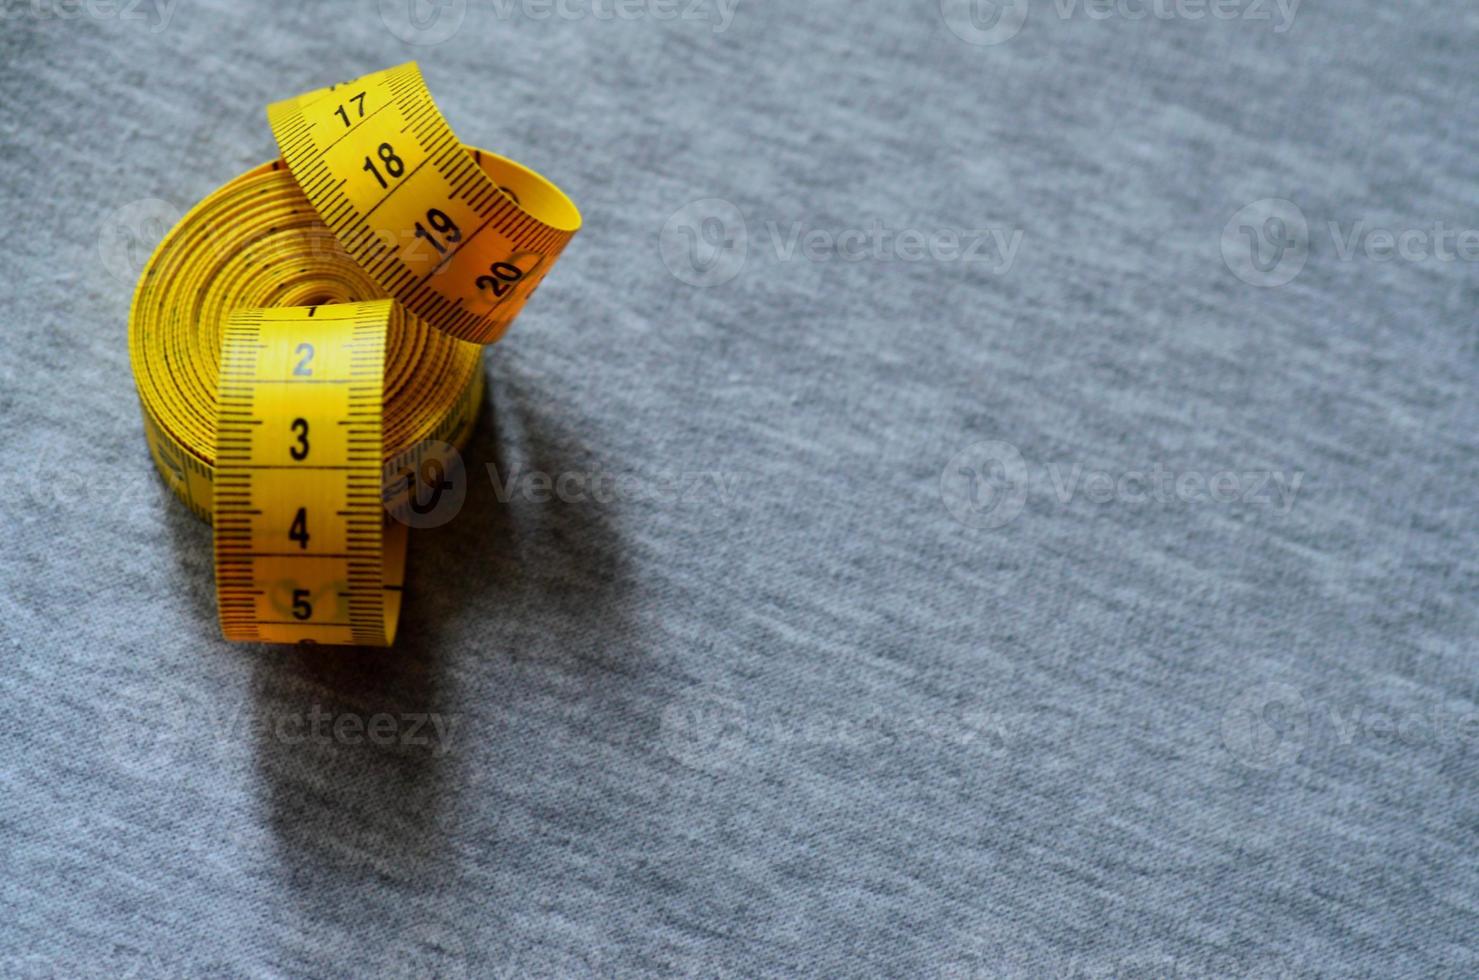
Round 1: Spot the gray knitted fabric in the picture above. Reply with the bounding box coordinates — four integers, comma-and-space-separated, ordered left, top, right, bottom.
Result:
1, 0, 1475, 976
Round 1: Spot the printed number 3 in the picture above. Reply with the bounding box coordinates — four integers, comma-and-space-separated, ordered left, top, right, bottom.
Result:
289, 418, 310, 460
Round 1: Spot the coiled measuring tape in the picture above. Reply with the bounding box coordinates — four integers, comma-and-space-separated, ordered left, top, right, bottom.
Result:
129, 63, 581, 646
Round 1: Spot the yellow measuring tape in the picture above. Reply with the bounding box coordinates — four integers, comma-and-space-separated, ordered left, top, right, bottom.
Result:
129, 63, 581, 646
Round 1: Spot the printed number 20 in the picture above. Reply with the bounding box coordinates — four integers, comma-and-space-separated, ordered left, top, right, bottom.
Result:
476, 261, 524, 299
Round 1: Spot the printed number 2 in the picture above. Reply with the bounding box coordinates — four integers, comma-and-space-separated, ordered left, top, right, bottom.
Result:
293, 343, 314, 377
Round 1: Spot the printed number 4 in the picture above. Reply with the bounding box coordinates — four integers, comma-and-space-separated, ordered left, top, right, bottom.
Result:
289, 508, 310, 550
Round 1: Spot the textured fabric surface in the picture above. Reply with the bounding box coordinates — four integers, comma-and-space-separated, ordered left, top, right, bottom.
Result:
1, 0, 1476, 977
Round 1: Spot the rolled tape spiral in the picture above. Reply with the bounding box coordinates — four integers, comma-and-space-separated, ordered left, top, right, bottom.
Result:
128, 63, 581, 646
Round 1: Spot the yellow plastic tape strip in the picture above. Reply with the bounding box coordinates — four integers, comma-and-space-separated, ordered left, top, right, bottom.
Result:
128, 63, 581, 646
130, 158, 488, 523
215, 302, 405, 646
267, 63, 582, 346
